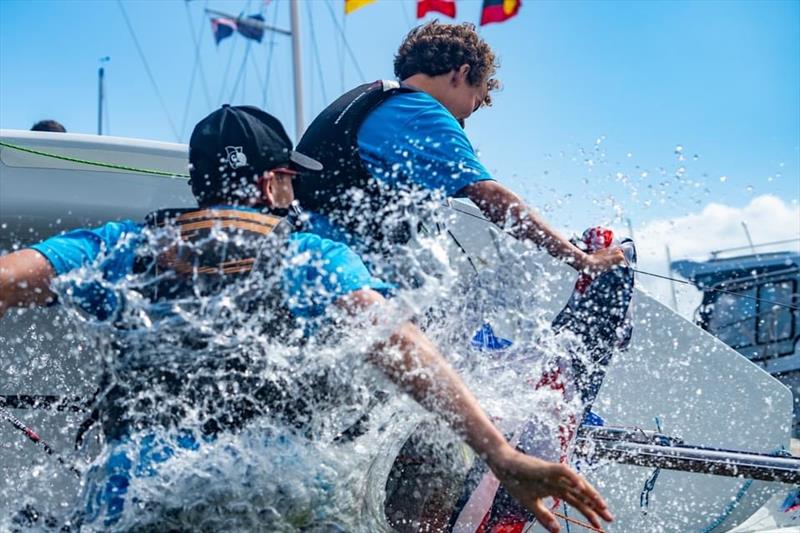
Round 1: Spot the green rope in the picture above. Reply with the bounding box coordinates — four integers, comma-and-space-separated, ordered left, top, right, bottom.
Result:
0, 140, 190, 179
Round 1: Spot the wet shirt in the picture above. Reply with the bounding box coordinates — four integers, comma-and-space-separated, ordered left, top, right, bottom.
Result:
358, 91, 493, 194
307, 91, 493, 247
30, 209, 392, 321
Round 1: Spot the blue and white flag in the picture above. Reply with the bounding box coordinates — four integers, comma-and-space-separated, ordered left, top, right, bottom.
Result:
210, 17, 236, 45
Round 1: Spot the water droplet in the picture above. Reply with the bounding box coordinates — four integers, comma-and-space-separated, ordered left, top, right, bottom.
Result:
719, 176, 727, 183
674, 145, 683, 154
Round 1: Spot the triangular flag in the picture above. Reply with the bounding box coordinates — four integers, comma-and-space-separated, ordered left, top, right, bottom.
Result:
345, 0, 377, 14
210, 17, 236, 45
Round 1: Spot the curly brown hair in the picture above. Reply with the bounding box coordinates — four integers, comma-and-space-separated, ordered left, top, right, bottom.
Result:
394, 21, 499, 106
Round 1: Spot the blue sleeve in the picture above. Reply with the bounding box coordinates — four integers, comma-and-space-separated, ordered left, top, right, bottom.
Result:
30, 220, 142, 277
357, 92, 494, 196
283, 233, 394, 319
29, 220, 142, 320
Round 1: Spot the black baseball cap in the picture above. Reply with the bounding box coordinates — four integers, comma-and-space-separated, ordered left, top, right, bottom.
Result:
188, 105, 322, 205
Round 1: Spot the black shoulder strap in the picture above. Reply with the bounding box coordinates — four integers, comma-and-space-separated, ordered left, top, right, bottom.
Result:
294, 81, 418, 212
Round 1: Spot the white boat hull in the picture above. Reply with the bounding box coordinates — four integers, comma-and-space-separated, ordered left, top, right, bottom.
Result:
0, 130, 795, 531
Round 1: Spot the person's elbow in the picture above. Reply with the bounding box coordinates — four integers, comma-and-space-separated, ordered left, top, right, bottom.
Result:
459, 180, 523, 224
0, 249, 57, 317
334, 287, 386, 316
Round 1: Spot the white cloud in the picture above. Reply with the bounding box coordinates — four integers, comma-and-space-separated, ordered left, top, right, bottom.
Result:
629, 195, 800, 318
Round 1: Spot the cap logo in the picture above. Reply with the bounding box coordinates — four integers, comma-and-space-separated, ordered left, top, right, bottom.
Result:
225, 146, 248, 169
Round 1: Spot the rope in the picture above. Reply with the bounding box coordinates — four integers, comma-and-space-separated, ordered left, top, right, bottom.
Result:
639, 417, 663, 513
552, 510, 606, 533
634, 268, 799, 312
0, 141, 189, 179
117, 0, 180, 142
0, 405, 82, 478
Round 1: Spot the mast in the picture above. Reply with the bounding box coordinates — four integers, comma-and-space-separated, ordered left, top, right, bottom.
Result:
289, 0, 304, 140
204, 6, 302, 140
97, 56, 109, 135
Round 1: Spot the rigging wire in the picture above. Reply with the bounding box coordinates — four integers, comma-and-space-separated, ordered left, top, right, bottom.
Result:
399, 0, 413, 28
249, 43, 267, 100
116, 0, 180, 142
184, 0, 213, 108
242, 50, 248, 102
262, 0, 280, 109
306, 0, 328, 109
216, 17, 241, 105
449, 204, 800, 313
324, 0, 366, 83
229, 40, 254, 102
180, 8, 201, 140
633, 269, 800, 312
181, 0, 213, 140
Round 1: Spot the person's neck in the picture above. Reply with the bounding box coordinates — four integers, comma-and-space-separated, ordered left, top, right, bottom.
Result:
402, 74, 456, 116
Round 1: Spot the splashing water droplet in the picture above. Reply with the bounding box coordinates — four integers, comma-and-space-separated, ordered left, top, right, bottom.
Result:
719, 176, 727, 183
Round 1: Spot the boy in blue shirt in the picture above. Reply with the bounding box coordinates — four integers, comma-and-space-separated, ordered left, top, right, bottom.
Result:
0, 106, 612, 532
296, 22, 625, 277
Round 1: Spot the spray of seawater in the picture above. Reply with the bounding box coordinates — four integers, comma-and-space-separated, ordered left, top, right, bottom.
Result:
1, 200, 590, 532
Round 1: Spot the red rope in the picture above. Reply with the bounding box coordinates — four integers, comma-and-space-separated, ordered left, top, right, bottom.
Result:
553, 510, 607, 533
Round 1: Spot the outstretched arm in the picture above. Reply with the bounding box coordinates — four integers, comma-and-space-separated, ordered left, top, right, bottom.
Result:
337, 288, 613, 533
461, 180, 625, 275
0, 249, 56, 319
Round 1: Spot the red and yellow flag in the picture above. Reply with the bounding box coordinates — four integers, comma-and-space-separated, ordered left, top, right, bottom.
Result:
480, 0, 521, 25
345, 0, 376, 15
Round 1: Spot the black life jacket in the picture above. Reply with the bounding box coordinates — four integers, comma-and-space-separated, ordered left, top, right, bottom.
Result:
294, 80, 420, 245
79, 208, 318, 443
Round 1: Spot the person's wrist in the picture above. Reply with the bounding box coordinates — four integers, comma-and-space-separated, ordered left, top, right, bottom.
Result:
484, 441, 519, 476
575, 251, 593, 273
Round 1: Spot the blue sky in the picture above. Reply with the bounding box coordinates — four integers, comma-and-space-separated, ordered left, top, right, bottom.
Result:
1, 0, 798, 237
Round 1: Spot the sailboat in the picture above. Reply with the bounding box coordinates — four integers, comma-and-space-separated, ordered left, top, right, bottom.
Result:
2, 0, 799, 530
1, 126, 798, 531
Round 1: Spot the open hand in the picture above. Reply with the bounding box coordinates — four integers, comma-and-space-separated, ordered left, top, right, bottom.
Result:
488, 448, 613, 533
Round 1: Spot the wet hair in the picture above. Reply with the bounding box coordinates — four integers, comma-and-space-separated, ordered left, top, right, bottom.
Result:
31, 120, 66, 133
394, 21, 499, 106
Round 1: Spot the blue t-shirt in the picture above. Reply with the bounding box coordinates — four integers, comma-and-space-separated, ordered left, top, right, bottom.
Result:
307, 91, 493, 246
358, 91, 493, 195
31, 210, 391, 321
